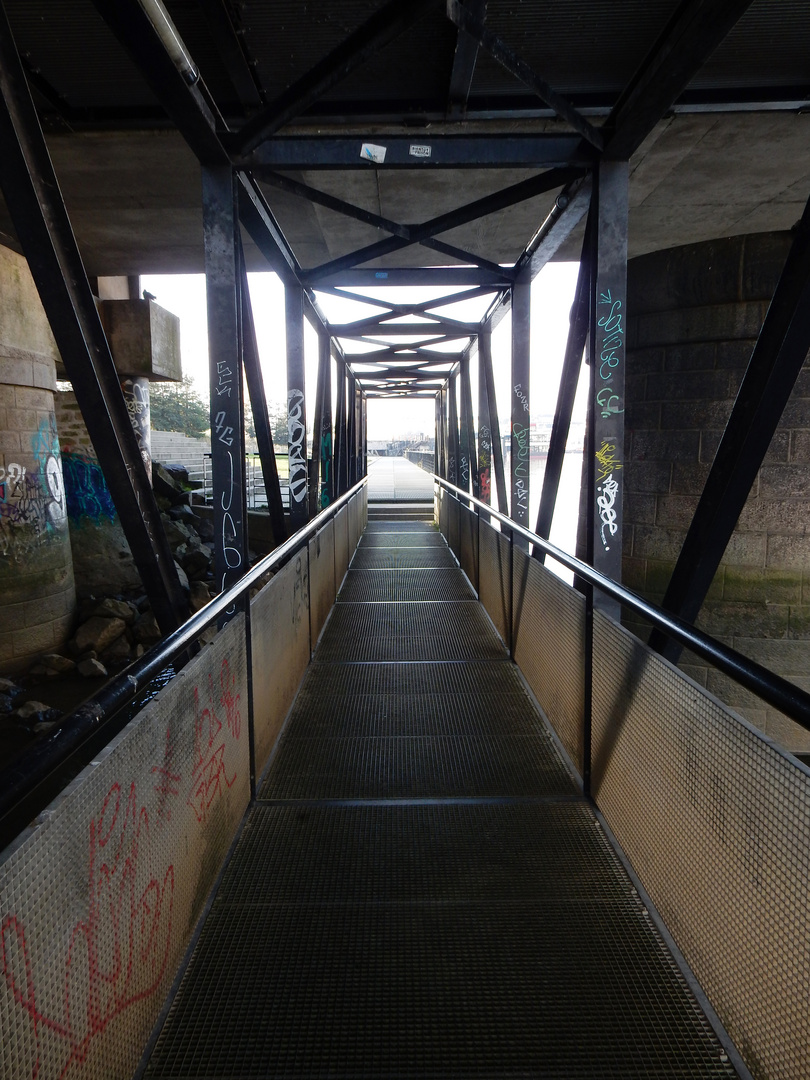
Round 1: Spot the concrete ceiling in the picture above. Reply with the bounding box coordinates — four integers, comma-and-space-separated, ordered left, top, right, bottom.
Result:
0, 1, 808, 277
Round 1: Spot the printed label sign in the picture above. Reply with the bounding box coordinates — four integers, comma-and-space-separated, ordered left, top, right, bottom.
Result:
360, 142, 387, 164
409, 144, 432, 158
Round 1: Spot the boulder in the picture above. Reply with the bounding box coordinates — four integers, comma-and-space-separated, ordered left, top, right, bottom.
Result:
91, 598, 137, 624
15, 700, 52, 720
132, 612, 162, 645
38, 653, 77, 673
78, 658, 108, 678
169, 503, 199, 525
0, 677, 22, 698
174, 561, 190, 592
189, 580, 212, 613
101, 634, 133, 664
162, 518, 192, 550
73, 616, 126, 654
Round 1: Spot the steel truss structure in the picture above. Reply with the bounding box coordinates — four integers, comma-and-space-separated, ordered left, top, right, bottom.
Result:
1, 0, 810, 645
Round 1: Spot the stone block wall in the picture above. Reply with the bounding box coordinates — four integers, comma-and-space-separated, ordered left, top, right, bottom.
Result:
0, 245, 76, 674
623, 231, 810, 752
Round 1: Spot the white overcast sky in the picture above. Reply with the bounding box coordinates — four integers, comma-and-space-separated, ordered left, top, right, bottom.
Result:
140, 262, 584, 443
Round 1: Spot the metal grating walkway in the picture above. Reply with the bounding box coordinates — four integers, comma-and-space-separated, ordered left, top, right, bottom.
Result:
143, 522, 737, 1079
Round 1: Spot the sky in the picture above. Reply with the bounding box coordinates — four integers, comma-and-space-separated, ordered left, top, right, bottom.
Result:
140, 262, 585, 445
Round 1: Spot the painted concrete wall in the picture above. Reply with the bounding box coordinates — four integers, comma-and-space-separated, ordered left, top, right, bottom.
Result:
0, 245, 75, 674
624, 231, 810, 753
54, 391, 142, 597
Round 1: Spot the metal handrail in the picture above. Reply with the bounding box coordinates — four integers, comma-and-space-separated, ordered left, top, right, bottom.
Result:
436, 474, 810, 732
0, 478, 367, 842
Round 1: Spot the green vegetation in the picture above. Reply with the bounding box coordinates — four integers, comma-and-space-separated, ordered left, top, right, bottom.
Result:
149, 375, 210, 438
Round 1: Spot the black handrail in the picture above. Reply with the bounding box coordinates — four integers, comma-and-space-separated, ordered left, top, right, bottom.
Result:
436, 475, 810, 733
0, 479, 367, 846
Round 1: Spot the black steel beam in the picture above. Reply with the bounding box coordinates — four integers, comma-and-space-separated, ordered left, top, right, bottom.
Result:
285, 284, 309, 528
448, 376, 460, 486
312, 329, 334, 511
303, 167, 581, 283
603, 0, 755, 161
445, 0, 603, 150
91, 0, 228, 166
650, 193, 810, 661
230, 0, 438, 156
203, 166, 249, 605
460, 354, 478, 497
315, 267, 512, 287
238, 133, 593, 171
421, 236, 515, 279
515, 175, 592, 283
477, 329, 493, 505
534, 209, 593, 556
480, 330, 508, 515
334, 359, 349, 496
239, 242, 287, 545
314, 283, 501, 316
0, 8, 188, 634
511, 281, 532, 538
197, 0, 263, 109
589, 161, 629, 619
447, 0, 486, 118
329, 321, 475, 338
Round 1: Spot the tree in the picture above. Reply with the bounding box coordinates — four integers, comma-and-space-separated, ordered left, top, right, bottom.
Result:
149, 375, 210, 438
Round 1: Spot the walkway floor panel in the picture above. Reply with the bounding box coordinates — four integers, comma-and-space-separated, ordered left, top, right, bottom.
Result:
144, 521, 737, 1080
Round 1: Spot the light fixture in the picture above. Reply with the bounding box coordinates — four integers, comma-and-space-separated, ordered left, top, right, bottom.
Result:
137, 0, 199, 85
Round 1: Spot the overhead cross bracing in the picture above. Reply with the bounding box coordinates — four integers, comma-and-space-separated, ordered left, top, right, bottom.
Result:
0, 0, 809, 646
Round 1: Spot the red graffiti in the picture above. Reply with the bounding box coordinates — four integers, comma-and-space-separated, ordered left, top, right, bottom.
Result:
479, 467, 491, 505
1, 781, 174, 1079
188, 658, 240, 824
152, 724, 181, 821
219, 657, 242, 740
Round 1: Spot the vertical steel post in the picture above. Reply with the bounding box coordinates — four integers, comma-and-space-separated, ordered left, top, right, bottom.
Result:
459, 354, 476, 497
348, 371, 358, 486
534, 212, 593, 558
317, 332, 334, 507
285, 283, 308, 529
511, 281, 531, 542
239, 245, 287, 544
477, 334, 493, 506
335, 360, 348, 496
448, 375, 460, 486
590, 161, 629, 619
439, 385, 449, 478
202, 165, 248, 606
434, 393, 441, 476
481, 324, 509, 515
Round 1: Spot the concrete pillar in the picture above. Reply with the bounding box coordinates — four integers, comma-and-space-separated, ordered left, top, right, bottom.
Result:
623, 231, 810, 753
0, 244, 76, 674
120, 375, 152, 483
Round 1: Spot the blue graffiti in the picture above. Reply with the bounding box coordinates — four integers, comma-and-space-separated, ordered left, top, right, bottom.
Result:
61, 453, 117, 523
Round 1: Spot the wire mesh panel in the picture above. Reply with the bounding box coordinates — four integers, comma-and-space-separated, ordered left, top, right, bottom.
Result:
591, 611, 810, 1080
458, 500, 478, 588
334, 504, 349, 589
479, 520, 511, 647
0, 618, 250, 1080
251, 554, 310, 773
513, 548, 586, 775
448, 494, 460, 560
349, 492, 361, 553
438, 485, 448, 538
309, 519, 336, 645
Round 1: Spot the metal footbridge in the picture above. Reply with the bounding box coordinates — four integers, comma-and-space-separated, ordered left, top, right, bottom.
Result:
1, 466, 808, 1080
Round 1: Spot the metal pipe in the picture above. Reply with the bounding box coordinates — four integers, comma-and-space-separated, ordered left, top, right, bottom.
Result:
434, 475, 810, 732
136, 0, 199, 84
